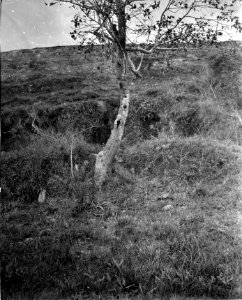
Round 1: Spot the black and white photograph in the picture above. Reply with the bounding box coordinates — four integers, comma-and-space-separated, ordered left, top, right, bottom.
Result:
1, 0, 242, 299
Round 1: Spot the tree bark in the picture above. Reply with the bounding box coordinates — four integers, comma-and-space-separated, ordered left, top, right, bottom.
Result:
94, 88, 130, 187
93, 0, 134, 188
94, 0, 130, 188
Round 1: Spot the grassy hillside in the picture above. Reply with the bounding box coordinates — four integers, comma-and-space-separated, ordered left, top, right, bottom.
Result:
1, 43, 242, 300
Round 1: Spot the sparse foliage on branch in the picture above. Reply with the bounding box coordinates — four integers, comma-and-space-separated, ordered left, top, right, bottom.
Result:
47, 0, 241, 49
46, 0, 241, 75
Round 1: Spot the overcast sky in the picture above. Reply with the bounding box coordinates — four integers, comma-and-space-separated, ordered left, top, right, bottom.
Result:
1, 0, 77, 52
1, 0, 242, 52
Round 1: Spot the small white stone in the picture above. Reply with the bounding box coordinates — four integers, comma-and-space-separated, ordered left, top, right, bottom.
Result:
38, 189, 46, 203
162, 204, 173, 211
161, 193, 173, 200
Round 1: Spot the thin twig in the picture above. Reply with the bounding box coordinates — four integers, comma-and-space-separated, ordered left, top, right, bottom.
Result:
71, 134, 74, 179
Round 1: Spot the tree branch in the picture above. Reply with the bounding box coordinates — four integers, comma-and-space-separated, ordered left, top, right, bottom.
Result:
126, 46, 180, 53
127, 54, 142, 77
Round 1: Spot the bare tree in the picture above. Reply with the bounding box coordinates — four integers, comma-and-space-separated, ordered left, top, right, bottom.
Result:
46, 0, 241, 188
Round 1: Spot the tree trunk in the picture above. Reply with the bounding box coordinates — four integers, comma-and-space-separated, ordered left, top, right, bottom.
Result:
94, 0, 128, 188
94, 88, 130, 187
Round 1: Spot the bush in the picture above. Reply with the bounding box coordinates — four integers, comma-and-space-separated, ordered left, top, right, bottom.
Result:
170, 100, 223, 137
1, 132, 96, 210
1, 109, 33, 151
209, 51, 242, 88
123, 135, 236, 185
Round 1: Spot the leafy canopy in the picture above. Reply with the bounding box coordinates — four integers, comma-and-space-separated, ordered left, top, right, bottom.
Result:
46, 0, 242, 50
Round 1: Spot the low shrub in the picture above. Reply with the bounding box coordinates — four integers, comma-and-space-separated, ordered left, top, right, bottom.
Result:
170, 101, 222, 137
123, 135, 237, 185
1, 132, 96, 211
208, 51, 242, 99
